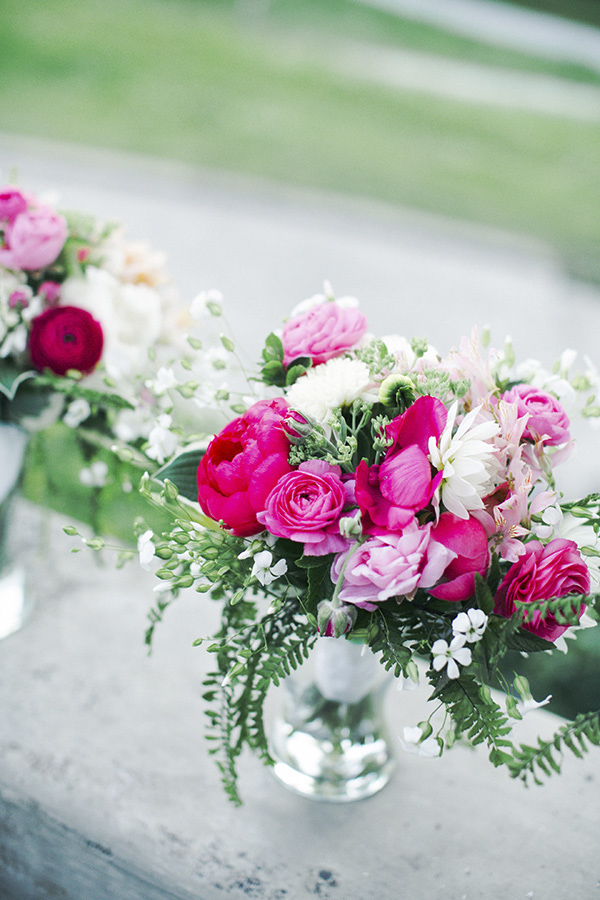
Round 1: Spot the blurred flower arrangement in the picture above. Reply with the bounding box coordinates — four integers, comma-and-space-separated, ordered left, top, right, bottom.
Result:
120, 285, 600, 803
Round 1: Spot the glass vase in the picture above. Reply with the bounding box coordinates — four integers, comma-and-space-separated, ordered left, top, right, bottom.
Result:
0, 423, 31, 640
270, 636, 395, 802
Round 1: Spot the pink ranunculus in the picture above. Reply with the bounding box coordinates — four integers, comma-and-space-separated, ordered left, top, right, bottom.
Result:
257, 459, 352, 556
0, 187, 28, 222
494, 539, 590, 642
29, 305, 104, 376
0, 206, 68, 270
330, 521, 453, 611
197, 398, 294, 537
502, 383, 570, 446
355, 396, 447, 534
38, 281, 62, 305
282, 301, 368, 367
428, 512, 490, 601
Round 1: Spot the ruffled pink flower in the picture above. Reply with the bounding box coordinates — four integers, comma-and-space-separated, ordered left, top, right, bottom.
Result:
257, 460, 352, 556
494, 539, 590, 642
331, 521, 453, 611
502, 383, 570, 447
282, 301, 367, 367
0, 205, 68, 270
0, 187, 28, 222
356, 396, 447, 533
197, 398, 294, 537
428, 512, 489, 601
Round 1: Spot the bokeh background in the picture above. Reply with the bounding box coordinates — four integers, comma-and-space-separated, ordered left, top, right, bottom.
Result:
2, 0, 600, 715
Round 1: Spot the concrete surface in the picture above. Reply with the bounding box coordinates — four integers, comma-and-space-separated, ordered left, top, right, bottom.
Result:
1, 136, 600, 898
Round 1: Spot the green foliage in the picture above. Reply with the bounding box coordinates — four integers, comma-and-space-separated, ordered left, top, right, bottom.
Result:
507, 710, 600, 785
155, 447, 205, 502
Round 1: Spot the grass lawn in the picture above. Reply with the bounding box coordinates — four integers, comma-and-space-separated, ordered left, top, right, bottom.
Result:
1, 0, 600, 281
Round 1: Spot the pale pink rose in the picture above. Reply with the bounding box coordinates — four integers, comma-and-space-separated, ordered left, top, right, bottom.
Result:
502, 383, 570, 446
0, 206, 68, 270
428, 512, 489, 601
331, 521, 453, 610
282, 301, 368, 367
257, 459, 352, 556
494, 538, 589, 642
0, 187, 28, 221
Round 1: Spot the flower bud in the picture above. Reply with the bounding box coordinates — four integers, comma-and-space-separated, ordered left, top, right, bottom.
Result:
378, 374, 415, 408
338, 512, 362, 540
317, 599, 357, 638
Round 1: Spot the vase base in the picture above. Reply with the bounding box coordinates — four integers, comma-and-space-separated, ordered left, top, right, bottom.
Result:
271, 725, 395, 802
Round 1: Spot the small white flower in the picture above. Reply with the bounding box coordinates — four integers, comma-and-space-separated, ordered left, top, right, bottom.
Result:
63, 398, 92, 428
137, 530, 155, 570
251, 550, 288, 586
517, 694, 552, 717
431, 635, 472, 679
286, 357, 374, 425
399, 726, 441, 758
149, 366, 178, 395
452, 609, 488, 643
79, 461, 109, 488
146, 413, 179, 464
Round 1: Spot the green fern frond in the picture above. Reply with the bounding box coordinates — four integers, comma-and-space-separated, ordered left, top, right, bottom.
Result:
433, 674, 513, 766
507, 710, 600, 785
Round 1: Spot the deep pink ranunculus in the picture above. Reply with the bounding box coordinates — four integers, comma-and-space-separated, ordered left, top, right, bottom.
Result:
356, 396, 447, 533
282, 301, 368, 367
0, 187, 28, 222
0, 206, 68, 270
494, 538, 590, 642
196, 398, 294, 537
502, 383, 570, 446
330, 521, 453, 611
29, 306, 104, 376
428, 512, 489, 601
257, 459, 351, 556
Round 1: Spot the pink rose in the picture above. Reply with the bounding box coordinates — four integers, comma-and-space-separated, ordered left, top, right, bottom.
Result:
494, 539, 590, 642
197, 398, 294, 537
502, 383, 570, 446
0, 187, 28, 221
331, 521, 453, 611
257, 459, 352, 556
29, 305, 104, 376
356, 396, 446, 533
282, 301, 368, 367
0, 206, 68, 270
38, 281, 62, 305
428, 512, 489, 601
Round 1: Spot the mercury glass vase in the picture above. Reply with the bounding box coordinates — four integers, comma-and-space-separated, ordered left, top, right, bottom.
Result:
0, 422, 31, 640
270, 636, 395, 802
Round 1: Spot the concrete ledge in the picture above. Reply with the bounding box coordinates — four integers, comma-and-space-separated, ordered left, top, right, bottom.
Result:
0, 502, 599, 900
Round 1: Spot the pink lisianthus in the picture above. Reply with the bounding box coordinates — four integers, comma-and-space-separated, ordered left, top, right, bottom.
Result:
0, 187, 28, 222
0, 205, 68, 270
330, 521, 454, 611
282, 301, 367, 367
197, 398, 294, 537
257, 460, 353, 556
428, 512, 489, 601
494, 538, 590, 642
502, 383, 570, 447
356, 396, 446, 533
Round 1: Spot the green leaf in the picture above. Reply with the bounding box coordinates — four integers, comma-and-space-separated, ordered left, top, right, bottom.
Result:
155, 447, 205, 501
0, 361, 37, 401
285, 362, 309, 386
261, 332, 284, 364
261, 360, 286, 387
474, 572, 494, 614
504, 628, 555, 653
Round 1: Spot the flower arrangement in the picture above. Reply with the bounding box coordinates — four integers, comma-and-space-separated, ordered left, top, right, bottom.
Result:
135, 286, 600, 804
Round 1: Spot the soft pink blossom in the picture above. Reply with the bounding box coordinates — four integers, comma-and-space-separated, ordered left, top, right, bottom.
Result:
331, 521, 453, 610
0, 206, 68, 270
257, 460, 352, 556
502, 383, 570, 446
428, 512, 489, 601
282, 301, 367, 366
0, 187, 28, 222
494, 538, 590, 642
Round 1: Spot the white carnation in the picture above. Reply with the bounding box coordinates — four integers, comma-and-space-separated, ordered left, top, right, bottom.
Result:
286, 357, 373, 425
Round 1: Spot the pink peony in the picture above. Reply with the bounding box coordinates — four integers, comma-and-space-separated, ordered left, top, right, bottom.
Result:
257, 459, 352, 556
282, 301, 368, 367
356, 396, 446, 533
0, 206, 68, 271
197, 398, 294, 537
494, 538, 590, 642
0, 187, 28, 222
428, 512, 489, 601
330, 521, 453, 611
29, 305, 104, 376
502, 383, 570, 446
